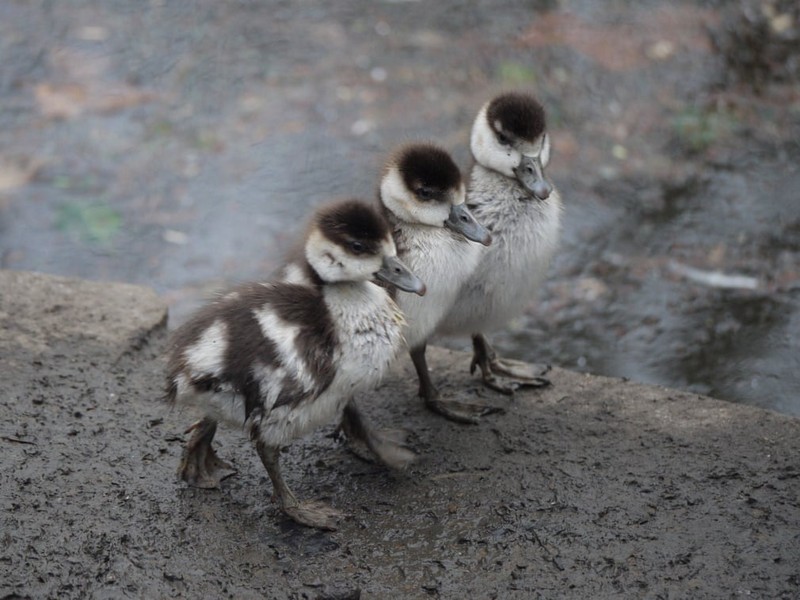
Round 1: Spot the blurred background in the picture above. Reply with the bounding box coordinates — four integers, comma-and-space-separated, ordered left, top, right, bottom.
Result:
1, 0, 798, 414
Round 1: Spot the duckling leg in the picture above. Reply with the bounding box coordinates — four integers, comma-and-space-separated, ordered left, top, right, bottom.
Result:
255, 441, 341, 531
340, 402, 416, 469
178, 417, 237, 489
411, 343, 504, 424
470, 333, 551, 394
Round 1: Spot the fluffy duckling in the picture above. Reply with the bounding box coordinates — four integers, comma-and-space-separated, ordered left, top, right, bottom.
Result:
165, 199, 425, 531
339, 144, 493, 448
379, 144, 492, 347
387, 144, 494, 420
436, 92, 562, 415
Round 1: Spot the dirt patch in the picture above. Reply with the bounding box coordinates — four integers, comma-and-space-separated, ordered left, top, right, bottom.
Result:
2, 271, 799, 598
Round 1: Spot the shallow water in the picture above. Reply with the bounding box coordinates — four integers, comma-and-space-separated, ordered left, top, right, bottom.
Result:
469, 146, 800, 415
1, 0, 798, 414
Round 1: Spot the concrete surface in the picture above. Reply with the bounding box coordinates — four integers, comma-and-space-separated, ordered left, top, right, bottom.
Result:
1, 270, 799, 599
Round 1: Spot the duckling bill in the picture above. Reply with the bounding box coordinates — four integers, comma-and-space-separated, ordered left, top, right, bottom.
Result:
165, 199, 424, 531
437, 91, 563, 413
339, 143, 495, 452
378, 143, 496, 423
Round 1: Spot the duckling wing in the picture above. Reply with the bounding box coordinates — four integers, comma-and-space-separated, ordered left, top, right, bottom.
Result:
166, 281, 337, 423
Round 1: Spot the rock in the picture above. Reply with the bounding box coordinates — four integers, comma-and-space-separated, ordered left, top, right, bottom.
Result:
0, 270, 167, 362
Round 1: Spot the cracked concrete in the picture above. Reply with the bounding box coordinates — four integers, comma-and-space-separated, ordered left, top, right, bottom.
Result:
1, 270, 799, 599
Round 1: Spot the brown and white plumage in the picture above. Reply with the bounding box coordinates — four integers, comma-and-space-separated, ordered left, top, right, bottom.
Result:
165, 199, 424, 530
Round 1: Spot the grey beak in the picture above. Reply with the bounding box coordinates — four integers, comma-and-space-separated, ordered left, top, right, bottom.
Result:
513, 155, 552, 200
375, 255, 426, 296
445, 204, 492, 246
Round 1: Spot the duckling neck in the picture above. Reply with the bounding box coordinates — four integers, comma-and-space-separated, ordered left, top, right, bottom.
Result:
472, 162, 521, 191
323, 280, 401, 320
468, 163, 540, 212
323, 280, 406, 388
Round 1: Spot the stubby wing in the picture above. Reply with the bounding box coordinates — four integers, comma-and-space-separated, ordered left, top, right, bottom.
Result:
165, 281, 336, 424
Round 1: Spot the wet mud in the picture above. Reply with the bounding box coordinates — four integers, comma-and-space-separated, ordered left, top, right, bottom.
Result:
2, 272, 799, 598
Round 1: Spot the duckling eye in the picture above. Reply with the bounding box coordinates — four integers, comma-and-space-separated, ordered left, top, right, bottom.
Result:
415, 187, 435, 201
349, 240, 366, 254
496, 131, 512, 146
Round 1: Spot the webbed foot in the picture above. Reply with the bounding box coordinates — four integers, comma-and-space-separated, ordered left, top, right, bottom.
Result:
471, 333, 551, 395
178, 417, 237, 489
341, 403, 416, 469
256, 441, 342, 532
282, 500, 342, 531
411, 342, 504, 424
424, 394, 505, 425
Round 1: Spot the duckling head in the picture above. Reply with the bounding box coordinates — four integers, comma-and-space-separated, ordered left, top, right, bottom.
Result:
471, 92, 553, 200
306, 199, 426, 295
381, 144, 490, 245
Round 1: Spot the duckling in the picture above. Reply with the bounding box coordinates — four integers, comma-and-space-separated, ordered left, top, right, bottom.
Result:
342, 143, 492, 452
379, 144, 492, 346
436, 92, 562, 414
165, 199, 425, 531
387, 145, 496, 417
338, 144, 493, 448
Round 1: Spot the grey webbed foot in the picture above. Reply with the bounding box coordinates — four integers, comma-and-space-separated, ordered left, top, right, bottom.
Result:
256, 441, 342, 531
411, 343, 504, 424
178, 417, 237, 489
471, 333, 551, 395
283, 501, 342, 531
423, 392, 505, 425
341, 402, 416, 469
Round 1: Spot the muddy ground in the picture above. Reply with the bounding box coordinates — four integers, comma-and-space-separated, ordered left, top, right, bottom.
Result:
2, 270, 799, 599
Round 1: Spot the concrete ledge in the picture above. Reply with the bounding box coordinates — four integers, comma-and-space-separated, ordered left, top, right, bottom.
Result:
0, 270, 167, 361
1, 271, 798, 599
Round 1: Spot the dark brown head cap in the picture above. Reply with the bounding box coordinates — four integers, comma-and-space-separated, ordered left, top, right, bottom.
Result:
487, 92, 546, 142
315, 199, 390, 255
394, 143, 462, 202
